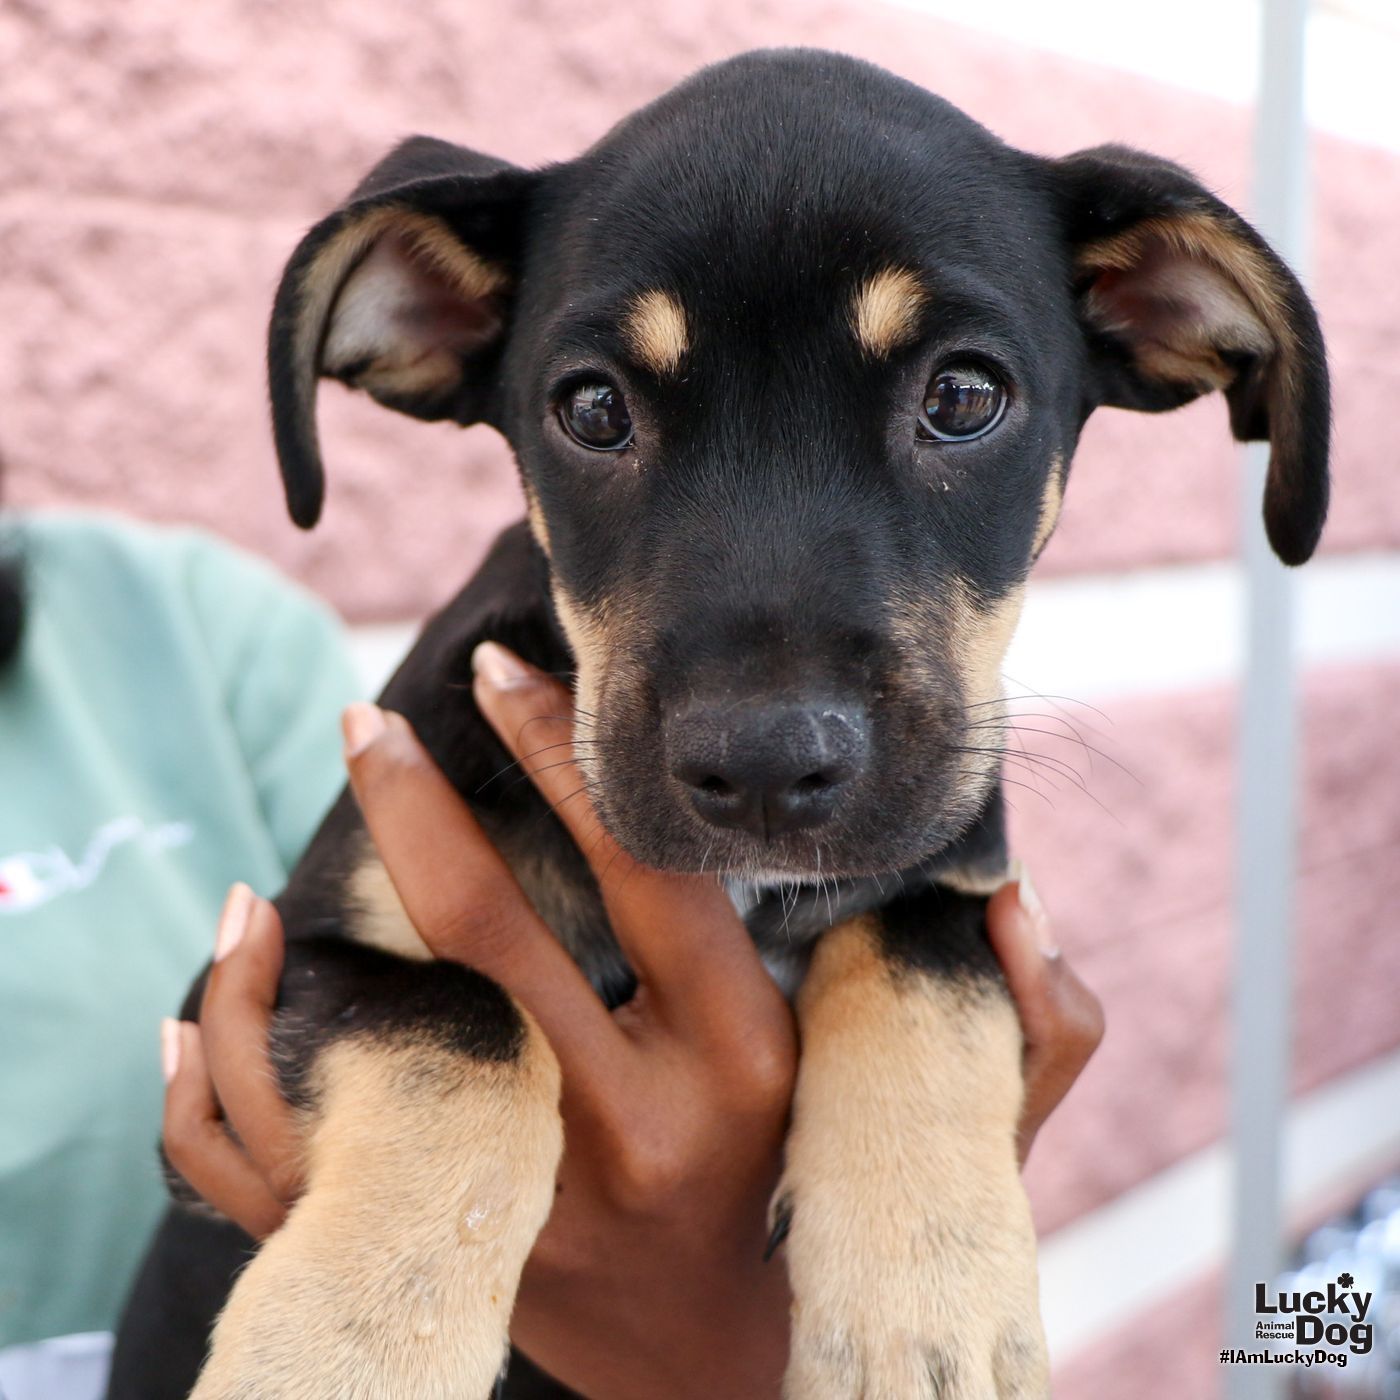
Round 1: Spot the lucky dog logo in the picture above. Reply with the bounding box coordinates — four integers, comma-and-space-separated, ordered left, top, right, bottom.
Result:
1221, 1272, 1374, 1371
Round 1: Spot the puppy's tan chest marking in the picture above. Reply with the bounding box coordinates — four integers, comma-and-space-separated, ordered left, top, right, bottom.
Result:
778, 917, 1048, 1398
347, 839, 611, 977
346, 847, 432, 961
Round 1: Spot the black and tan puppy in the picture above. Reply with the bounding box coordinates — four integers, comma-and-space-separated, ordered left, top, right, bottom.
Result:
110, 47, 1329, 1400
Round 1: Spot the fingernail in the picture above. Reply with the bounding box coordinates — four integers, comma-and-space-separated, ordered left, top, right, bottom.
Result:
471, 641, 535, 690
214, 882, 254, 962
1010, 859, 1059, 958
160, 1018, 181, 1083
342, 702, 386, 757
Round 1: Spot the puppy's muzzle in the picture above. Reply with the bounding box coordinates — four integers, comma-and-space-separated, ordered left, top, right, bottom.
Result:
666, 699, 870, 841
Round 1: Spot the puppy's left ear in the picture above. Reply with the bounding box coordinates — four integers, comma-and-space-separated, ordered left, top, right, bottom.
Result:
1052, 145, 1330, 565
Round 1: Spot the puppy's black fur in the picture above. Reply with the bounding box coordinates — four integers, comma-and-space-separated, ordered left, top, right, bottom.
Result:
111, 48, 1328, 1399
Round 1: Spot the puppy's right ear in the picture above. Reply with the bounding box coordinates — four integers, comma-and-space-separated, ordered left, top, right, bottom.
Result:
268, 137, 534, 528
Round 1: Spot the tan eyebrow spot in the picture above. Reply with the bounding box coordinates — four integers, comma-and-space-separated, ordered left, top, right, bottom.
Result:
622, 289, 688, 375
851, 267, 928, 357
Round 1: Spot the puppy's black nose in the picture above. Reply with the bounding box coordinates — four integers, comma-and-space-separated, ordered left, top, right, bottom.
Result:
667, 701, 869, 840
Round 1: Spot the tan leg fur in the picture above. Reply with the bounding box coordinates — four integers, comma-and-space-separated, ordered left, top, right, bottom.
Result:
779, 918, 1048, 1399
192, 1021, 562, 1400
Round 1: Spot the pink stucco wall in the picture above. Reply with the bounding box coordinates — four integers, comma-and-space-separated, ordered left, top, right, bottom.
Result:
3, 0, 1398, 619
1055, 1271, 1225, 1400
1020, 661, 1400, 1234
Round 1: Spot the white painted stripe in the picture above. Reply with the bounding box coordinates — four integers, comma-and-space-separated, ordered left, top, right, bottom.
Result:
1006, 552, 1400, 700
878, 0, 1400, 154
348, 552, 1400, 703
349, 621, 418, 698
1039, 1046, 1400, 1359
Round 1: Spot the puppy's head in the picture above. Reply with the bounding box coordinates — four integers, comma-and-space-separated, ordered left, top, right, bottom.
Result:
270, 50, 1329, 880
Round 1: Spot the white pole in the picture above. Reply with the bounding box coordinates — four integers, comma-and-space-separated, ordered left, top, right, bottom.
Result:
1227, 2, 1311, 1398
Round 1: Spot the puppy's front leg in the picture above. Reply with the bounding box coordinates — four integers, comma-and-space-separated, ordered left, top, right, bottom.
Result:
191, 955, 562, 1400
778, 892, 1048, 1400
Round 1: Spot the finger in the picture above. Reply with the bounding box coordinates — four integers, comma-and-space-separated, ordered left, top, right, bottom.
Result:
984, 871, 1062, 1049
1016, 963, 1104, 1162
161, 1020, 288, 1241
470, 642, 784, 1033
199, 887, 304, 1203
986, 873, 1104, 1069
985, 873, 1104, 1163
343, 702, 621, 1073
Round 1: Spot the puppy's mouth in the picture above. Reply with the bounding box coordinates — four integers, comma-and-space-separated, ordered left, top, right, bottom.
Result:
657, 819, 968, 884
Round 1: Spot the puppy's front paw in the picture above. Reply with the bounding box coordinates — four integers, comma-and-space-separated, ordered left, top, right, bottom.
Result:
777, 1174, 1048, 1399
192, 1037, 563, 1399
775, 918, 1050, 1399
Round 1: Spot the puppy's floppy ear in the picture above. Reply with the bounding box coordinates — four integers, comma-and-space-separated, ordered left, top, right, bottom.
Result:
268, 137, 534, 528
1052, 145, 1330, 565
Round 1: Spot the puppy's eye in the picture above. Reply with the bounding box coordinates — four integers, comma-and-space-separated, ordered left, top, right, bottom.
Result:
559, 382, 633, 451
919, 361, 1006, 442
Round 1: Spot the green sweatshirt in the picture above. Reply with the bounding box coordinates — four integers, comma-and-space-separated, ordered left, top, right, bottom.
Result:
0, 512, 360, 1350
